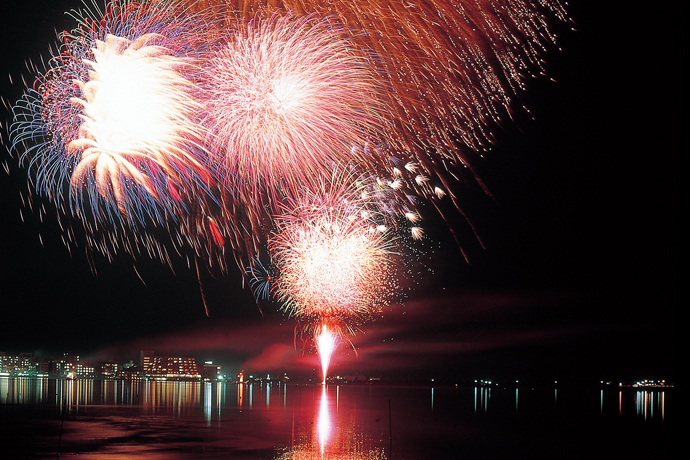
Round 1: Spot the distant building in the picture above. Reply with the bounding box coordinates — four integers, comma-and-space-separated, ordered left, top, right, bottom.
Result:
38, 361, 50, 375
51, 352, 97, 378
140, 350, 201, 380
99, 361, 120, 379
0, 352, 38, 375
140, 350, 154, 374
201, 361, 222, 381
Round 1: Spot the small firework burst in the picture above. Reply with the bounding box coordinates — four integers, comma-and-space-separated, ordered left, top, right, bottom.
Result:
268, 170, 399, 324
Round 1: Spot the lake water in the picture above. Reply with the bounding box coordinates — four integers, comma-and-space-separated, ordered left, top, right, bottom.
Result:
0, 378, 673, 459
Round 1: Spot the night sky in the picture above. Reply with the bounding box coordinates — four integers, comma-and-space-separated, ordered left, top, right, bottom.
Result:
0, 1, 676, 384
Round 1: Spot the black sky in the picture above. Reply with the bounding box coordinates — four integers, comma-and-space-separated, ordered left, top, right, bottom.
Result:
0, 1, 677, 383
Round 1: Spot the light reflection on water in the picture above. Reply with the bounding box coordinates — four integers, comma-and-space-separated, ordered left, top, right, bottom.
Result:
277, 385, 388, 460
0, 378, 671, 422
0, 377, 673, 459
634, 389, 667, 421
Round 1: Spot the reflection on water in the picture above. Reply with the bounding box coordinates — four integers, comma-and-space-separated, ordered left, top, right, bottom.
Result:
0, 377, 672, 459
0, 378, 390, 457
277, 385, 388, 460
474, 386, 490, 414
1, 377, 671, 423
635, 390, 666, 421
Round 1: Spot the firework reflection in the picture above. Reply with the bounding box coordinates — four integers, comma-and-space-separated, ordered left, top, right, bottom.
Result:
277, 385, 388, 460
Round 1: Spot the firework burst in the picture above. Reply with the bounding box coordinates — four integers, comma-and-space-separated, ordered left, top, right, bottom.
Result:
67, 32, 208, 217
197, 0, 568, 204
268, 171, 399, 325
8, 0, 223, 266
201, 12, 389, 205
245, 255, 275, 302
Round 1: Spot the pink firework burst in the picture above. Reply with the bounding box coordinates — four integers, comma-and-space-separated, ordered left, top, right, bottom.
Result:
201, 12, 389, 204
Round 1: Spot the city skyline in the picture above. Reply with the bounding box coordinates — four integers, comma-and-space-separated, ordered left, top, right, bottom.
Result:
0, 1, 676, 386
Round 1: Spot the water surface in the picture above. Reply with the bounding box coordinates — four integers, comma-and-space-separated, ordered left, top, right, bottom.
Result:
0, 378, 673, 459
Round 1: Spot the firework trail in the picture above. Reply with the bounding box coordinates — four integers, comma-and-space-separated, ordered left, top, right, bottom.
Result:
8, 0, 228, 272
315, 324, 339, 385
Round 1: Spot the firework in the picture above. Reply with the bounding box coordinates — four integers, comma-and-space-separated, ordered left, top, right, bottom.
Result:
201, 12, 389, 206
268, 171, 399, 324
9, 0, 224, 267
266, 170, 402, 379
196, 0, 570, 274
67, 32, 208, 216
315, 323, 339, 384
245, 255, 275, 302
196, 0, 568, 206
5, 1, 570, 363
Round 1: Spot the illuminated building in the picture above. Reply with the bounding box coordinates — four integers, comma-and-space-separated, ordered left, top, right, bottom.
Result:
201, 361, 222, 381
0, 352, 38, 375
140, 350, 201, 380
99, 361, 119, 379
51, 352, 97, 378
